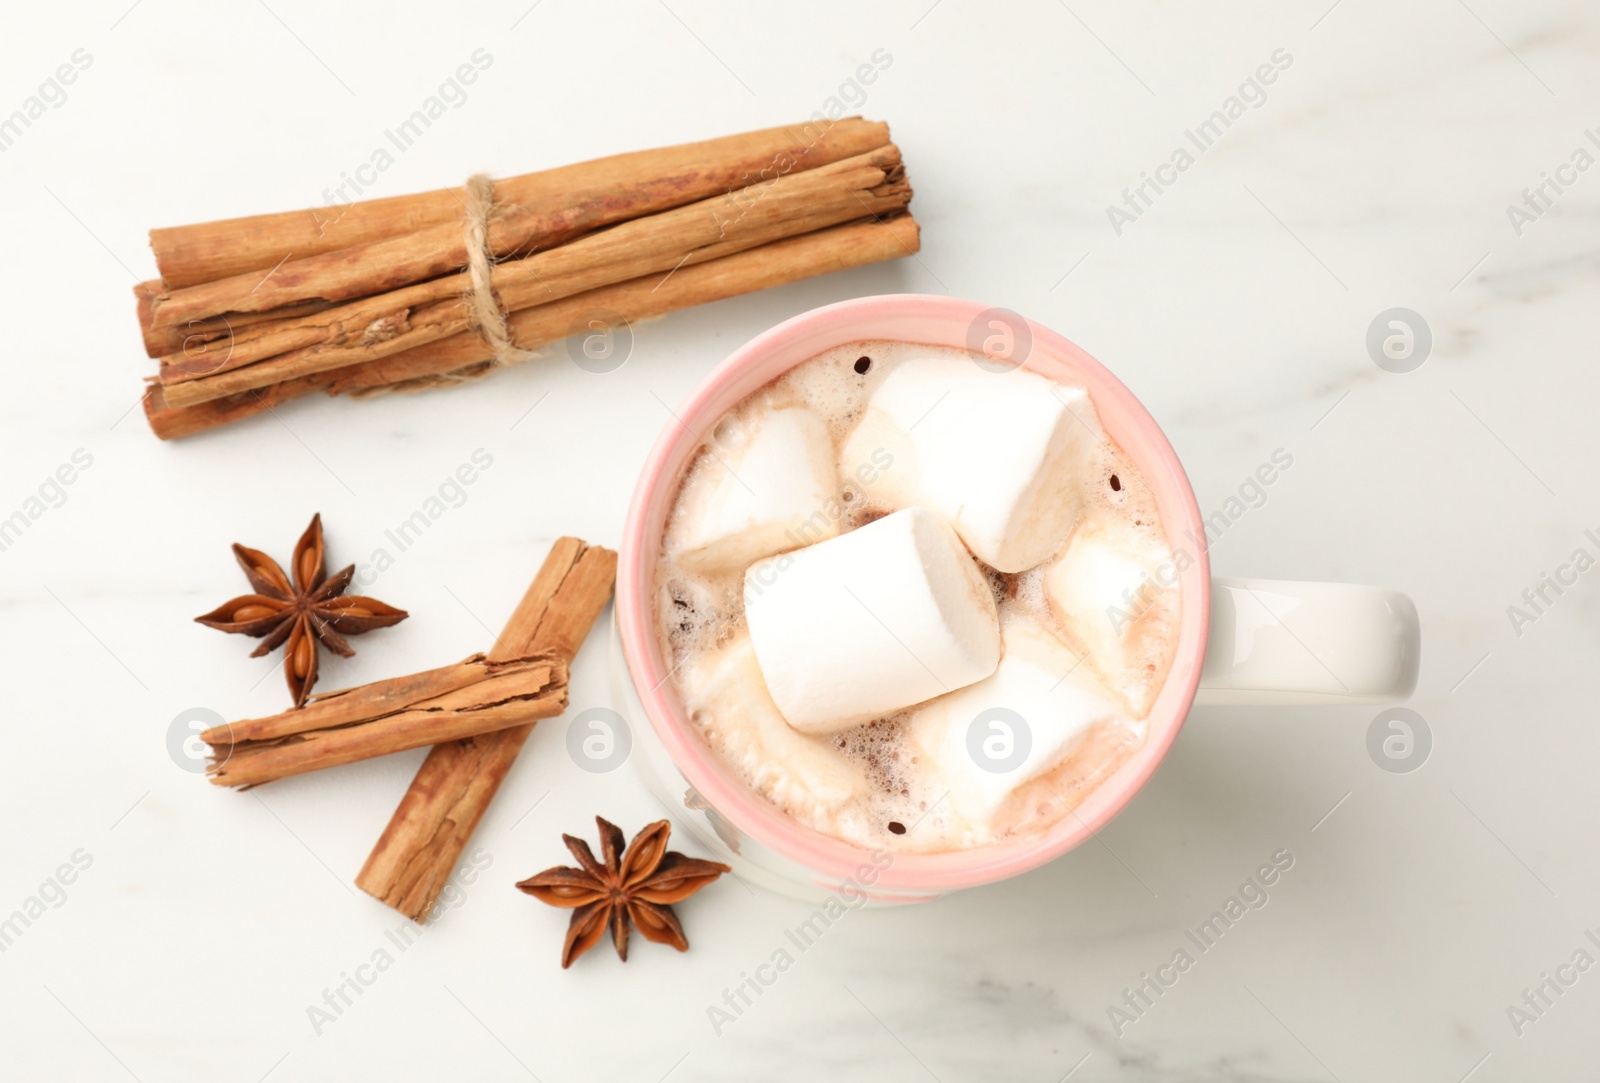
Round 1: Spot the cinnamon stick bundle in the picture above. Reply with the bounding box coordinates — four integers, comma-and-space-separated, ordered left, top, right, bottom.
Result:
358, 537, 617, 923
201, 653, 568, 789
157, 147, 909, 408
134, 118, 919, 439
143, 214, 920, 440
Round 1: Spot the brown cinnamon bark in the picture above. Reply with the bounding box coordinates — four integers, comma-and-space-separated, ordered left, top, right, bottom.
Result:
155, 148, 909, 406
149, 118, 887, 290
356, 537, 617, 923
142, 213, 921, 440
202, 654, 568, 789
135, 279, 334, 359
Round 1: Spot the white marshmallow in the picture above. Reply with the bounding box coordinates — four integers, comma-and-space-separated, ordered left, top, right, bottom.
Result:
1043, 523, 1178, 717
680, 636, 870, 816
744, 507, 1000, 734
908, 615, 1125, 836
674, 406, 840, 575
840, 354, 1104, 573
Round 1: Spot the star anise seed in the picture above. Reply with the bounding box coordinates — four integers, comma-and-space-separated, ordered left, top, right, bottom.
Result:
196, 513, 408, 707
516, 817, 731, 968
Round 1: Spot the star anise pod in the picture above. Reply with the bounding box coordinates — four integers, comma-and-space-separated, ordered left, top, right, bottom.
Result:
517, 817, 731, 968
195, 513, 408, 707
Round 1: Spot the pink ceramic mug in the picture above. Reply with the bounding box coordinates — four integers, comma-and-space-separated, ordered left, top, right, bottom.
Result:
611, 294, 1419, 904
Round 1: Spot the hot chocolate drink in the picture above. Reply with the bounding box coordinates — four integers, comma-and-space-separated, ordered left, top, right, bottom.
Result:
653, 341, 1183, 852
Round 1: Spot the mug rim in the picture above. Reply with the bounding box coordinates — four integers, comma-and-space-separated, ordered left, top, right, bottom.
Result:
616, 294, 1211, 893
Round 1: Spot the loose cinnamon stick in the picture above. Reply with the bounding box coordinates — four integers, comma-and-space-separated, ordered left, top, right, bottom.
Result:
142, 214, 920, 439
201, 653, 567, 789
155, 148, 909, 406
356, 537, 617, 923
150, 118, 888, 290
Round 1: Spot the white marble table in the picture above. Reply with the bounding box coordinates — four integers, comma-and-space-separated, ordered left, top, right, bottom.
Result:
2, 1, 1596, 1079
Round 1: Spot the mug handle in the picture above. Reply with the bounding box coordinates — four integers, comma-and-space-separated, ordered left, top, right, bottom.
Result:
1193, 577, 1420, 706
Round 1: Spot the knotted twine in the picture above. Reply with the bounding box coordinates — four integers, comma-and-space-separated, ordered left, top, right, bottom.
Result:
461, 172, 541, 369
355, 172, 536, 396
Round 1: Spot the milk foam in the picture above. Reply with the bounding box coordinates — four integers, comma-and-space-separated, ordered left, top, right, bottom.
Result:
655, 341, 1181, 852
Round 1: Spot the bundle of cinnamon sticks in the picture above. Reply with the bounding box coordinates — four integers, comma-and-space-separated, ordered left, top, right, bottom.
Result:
136, 118, 918, 439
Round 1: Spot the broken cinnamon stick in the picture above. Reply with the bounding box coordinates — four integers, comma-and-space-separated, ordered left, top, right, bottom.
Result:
201, 653, 568, 789
356, 537, 617, 922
